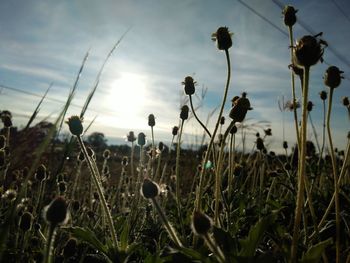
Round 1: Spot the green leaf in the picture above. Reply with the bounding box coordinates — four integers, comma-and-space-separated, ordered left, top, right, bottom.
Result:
300, 238, 332, 263
64, 226, 108, 255
238, 212, 277, 258
144, 253, 164, 263
120, 221, 130, 251
213, 226, 238, 258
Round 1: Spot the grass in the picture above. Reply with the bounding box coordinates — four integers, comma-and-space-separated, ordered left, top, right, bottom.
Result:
0, 5, 350, 263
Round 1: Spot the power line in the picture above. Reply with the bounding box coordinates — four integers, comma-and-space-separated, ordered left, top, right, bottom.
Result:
330, 0, 350, 24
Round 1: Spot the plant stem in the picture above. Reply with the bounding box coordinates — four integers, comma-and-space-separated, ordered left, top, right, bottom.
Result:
189, 95, 212, 138
77, 136, 118, 248
291, 66, 309, 262
326, 88, 340, 263
195, 48, 231, 212
43, 224, 56, 263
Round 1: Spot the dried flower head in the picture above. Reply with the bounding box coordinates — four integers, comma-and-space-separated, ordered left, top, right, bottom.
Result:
324, 66, 344, 89
283, 5, 298, 27
211, 26, 233, 50
2, 189, 17, 201
180, 105, 189, 120
293, 33, 327, 68
229, 92, 252, 122
319, 90, 327, 101
67, 116, 83, 136
172, 126, 179, 136
141, 178, 160, 199
103, 149, 111, 159
19, 212, 33, 232
192, 210, 212, 236
35, 164, 47, 181
343, 97, 349, 107
43, 196, 69, 226
127, 131, 136, 142
229, 124, 237, 134
137, 132, 146, 146
256, 137, 265, 151
148, 114, 156, 127
264, 128, 272, 136
182, 76, 196, 95
307, 101, 314, 112
220, 116, 225, 125
283, 141, 288, 149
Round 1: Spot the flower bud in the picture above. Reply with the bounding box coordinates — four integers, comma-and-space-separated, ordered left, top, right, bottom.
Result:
220, 116, 225, 125
35, 164, 47, 181
283, 5, 297, 27
319, 90, 327, 101
324, 66, 344, 89
293, 33, 327, 68
127, 131, 136, 142
283, 141, 288, 149
180, 105, 189, 120
137, 132, 146, 146
182, 76, 196, 95
307, 101, 314, 112
192, 211, 212, 236
256, 137, 265, 151
141, 178, 160, 199
172, 126, 179, 136
148, 114, 156, 127
67, 116, 83, 136
211, 27, 233, 50
43, 196, 68, 226
19, 212, 33, 232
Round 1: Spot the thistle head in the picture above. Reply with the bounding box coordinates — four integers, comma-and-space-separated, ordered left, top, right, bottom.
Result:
324, 66, 344, 89
282, 5, 297, 27
141, 178, 160, 199
148, 114, 156, 127
191, 210, 212, 236
137, 132, 146, 146
211, 26, 233, 50
127, 131, 136, 143
182, 76, 196, 95
43, 196, 69, 226
172, 126, 179, 136
67, 116, 83, 136
229, 93, 252, 122
180, 105, 189, 120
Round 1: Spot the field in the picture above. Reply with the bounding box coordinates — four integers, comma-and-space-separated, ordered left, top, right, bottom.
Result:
1, 4, 350, 263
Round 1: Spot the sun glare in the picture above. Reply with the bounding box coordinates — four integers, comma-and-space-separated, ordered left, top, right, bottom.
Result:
106, 72, 147, 127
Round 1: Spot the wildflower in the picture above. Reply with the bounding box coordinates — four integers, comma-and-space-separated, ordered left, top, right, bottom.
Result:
211, 27, 233, 50
180, 105, 189, 120
137, 132, 146, 146
283, 5, 298, 27
67, 116, 83, 136
182, 76, 196, 95
127, 131, 136, 142
172, 126, 179, 136
229, 92, 252, 122
141, 178, 160, 199
319, 90, 327, 101
293, 33, 327, 68
192, 211, 212, 236
43, 196, 69, 226
148, 114, 156, 127
324, 66, 344, 89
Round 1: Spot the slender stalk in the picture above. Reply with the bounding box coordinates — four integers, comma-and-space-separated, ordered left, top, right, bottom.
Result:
291, 66, 309, 262
203, 233, 226, 263
175, 119, 184, 206
43, 224, 56, 263
326, 88, 340, 263
195, 49, 231, 212
288, 26, 300, 147
189, 95, 212, 138
308, 113, 321, 154
76, 136, 118, 248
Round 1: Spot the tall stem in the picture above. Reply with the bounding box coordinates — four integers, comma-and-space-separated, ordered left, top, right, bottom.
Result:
291, 66, 309, 262
189, 95, 212, 137
195, 49, 231, 212
326, 88, 340, 263
43, 224, 56, 263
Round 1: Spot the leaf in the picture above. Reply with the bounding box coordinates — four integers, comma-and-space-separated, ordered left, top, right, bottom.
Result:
120, 221, 130, 251
213, 226, 238, 258
64, 226, 108, 255
144, 253, 164, 263
238, 212, 278, 258
300, 238, 332, 263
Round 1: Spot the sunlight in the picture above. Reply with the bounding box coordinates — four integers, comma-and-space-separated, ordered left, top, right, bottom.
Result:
106, 72, 147, 127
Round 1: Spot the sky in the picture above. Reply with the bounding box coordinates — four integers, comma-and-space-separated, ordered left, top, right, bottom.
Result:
0, 0, 349, 152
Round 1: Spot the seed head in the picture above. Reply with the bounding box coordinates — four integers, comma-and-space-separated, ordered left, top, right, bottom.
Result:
264, 128, 272, 136
283, 141, 288, 149
43, 196, 69, 226
67, 116, 83, 136
35, 164, 47, 181
19, 212, 33, 232
63, 238, 78, 259
220, 116, 225, 125
172, 126, 179, 136
343, 97, 349, 107
103, 149, 111, 159
229, 124, 237, 134
192, 210, 212, 236
256, 137, 265, 151
182, 76, 196, 95
229, 93, 252, 122
283, 5, 297, 27
137, 132, 146, 146
293, 33, 327, 68
2, 189, 17, 201
211, 27, 233, 50
307, 101, 314, 112
127, 131, 136, 142
148, 114, 156, 127
319, 90, 327, 101
141, 178, 160, 199
180, 105, 189, 120
324, 66, 344, 89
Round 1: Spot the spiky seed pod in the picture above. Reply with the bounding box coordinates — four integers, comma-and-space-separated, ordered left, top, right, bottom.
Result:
0, 135, 6, 149
283, 5, 297, 27
307, 101, 314, 112
2, 115, 12, 128
148, 114, 156, 127
264, 128, 272, 136
35, 164, 47, 181
2, 189, 17, 201
103, 149, 111, 159
121, 156, 128, 166
220, 116, 225, 125
180, 105, 189, 120
137, 132, 146, 146
158, 141, 164, 152
43, 196, 68, 226
211, 27, 233, 50
19, 212, 33, 232
343, 97, 349, 107
141, 178, 160, 199
319, 90, 327, 101
172, 126, 179, 136
63, 238, 78, 259
192, 211, 212, 236
293, 33, 327, 68
127, 131, 136, 142
58, 182, 67, 194
283, 141, 288, 149
324, 66, 344, 89
229, 124, 237, 134
256, 137, 265, 151
67, 116, 83, 136
182, 76, 196, 95
229, 93, 252, 122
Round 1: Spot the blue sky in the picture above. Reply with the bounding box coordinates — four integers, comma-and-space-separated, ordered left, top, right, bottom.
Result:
0, 0, 349, 152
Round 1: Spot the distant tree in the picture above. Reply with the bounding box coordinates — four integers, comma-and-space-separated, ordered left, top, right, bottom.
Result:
87, 132, 107, 151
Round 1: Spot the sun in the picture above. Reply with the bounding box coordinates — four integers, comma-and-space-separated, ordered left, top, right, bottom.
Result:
106, 72, 147, 127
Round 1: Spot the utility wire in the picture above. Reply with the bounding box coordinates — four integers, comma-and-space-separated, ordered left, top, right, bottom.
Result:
330, 0, 350, 24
